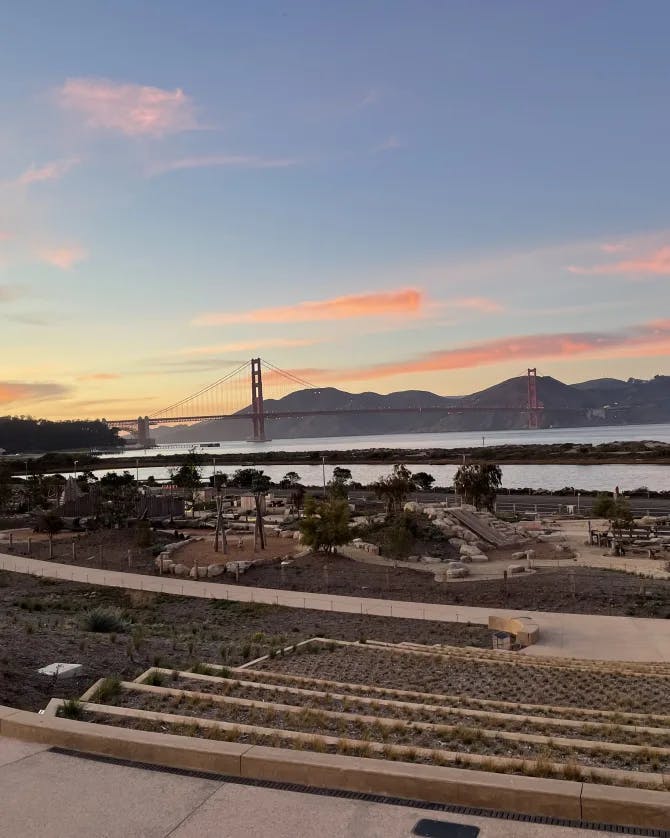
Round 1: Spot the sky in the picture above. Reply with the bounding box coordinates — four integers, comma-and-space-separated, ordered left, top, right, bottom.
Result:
2, 0, 670, 420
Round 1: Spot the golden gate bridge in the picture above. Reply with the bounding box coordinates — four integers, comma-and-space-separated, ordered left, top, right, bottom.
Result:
107, 360, 547, 445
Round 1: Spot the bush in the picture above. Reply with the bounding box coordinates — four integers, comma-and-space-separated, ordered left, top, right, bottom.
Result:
93, 675, 122, 702
59, 698, 83, 719
83, 607, 128, 633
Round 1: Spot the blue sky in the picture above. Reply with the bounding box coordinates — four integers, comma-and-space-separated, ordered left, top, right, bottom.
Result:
1, 1, 669, 418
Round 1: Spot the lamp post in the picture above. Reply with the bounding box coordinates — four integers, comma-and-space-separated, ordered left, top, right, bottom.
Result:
135, 458, 139, 483
322, 456, 326, 498
73, 460, 78, 481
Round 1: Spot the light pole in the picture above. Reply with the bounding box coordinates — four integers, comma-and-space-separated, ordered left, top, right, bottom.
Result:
322, 456, 326, 498
73, 460, 78, 481
135, 458, 139, 483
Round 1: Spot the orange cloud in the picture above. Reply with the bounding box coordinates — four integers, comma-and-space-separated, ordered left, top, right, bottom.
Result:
193, 288, 423, 326
286, 319, 670, 385
567, 246, 670, 277
40, 245, 87, 269
17, 158, 78, 186
76, 372, 121, 382
0, 381, 70, 404
178, 338, 320, 356
57, 77, 197, 137
600, 242, 629, 253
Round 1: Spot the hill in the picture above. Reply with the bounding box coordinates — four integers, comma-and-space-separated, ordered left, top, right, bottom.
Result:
150, 374, 670, 443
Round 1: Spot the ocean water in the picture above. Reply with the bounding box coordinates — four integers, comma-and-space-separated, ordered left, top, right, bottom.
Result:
95, 423, 670, 492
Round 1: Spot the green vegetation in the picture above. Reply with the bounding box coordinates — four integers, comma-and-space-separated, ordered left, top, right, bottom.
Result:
0, 416, 120, 454
453, 463, 502, 510
372, 464, 415, 514
83, 607, 128, 634
58, 698, 84, 720
299, 496, 351, 553
592, 494, 633, 535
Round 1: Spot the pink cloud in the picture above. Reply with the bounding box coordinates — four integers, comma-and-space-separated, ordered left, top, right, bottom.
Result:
567, 246, 670, 277
0, 231, 12, 241
150, 154, 299, 176
284, 319, 670, 384
600, 242, 629, 253
17, 158, 78, 186
0, 381, 70, 405
40, 245, 87, 270
57, 77, 197, 137
193, 288, 423, 326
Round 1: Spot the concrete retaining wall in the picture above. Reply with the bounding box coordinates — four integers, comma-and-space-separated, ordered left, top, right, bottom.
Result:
1, 704, 669, 830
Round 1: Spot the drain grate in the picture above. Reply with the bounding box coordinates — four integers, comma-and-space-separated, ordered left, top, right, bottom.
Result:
48, 748, 669, 837
412, 819, 480, 837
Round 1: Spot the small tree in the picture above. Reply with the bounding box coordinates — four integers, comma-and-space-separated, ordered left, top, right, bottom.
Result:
412, 471, 435, 492
372, 464, 415, 515
280, 471, 301, 488
453, 464, 502, 510
299, 496, 350, 553
38, 512, 64, 559
592, 494, 633, 537
232, 468, 269, 491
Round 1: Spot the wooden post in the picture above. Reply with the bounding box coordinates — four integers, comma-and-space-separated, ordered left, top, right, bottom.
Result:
27, 537, 31, 555
99, 544, 104, 567
72, 541, 76, 561
8, 532, 12, 548
127, 549, 132, 568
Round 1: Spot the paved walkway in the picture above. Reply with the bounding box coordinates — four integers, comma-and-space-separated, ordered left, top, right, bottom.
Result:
2, 553, 670, 662
0, 737, 640, 837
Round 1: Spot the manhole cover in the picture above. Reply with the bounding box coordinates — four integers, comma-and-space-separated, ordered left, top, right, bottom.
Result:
412, 819, 480, 838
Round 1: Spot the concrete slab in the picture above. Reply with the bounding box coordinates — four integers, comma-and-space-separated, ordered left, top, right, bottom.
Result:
0, 747, 219, 838
0, 737, 49, 768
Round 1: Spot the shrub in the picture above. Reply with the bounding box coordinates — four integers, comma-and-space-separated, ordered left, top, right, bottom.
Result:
145, 671, 164, 686
59, 698, 83, 720
191, 662, 217, 676
93, 675, 122, 702
83, 607, 128, 634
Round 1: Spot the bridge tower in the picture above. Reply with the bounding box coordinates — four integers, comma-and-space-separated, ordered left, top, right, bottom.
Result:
137, 416, 151, 447
250, 358, 266, 442
527, 368, 539, 429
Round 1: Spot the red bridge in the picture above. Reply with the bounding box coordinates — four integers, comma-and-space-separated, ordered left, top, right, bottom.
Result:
107, 359, 546, 444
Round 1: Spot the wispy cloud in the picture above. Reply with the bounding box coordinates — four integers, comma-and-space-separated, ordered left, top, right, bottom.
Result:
567, 246, 670, 277
57, 77, 198, 137
0, 231, 13, 242
178, 338, 320, 356
0, 380, 71, 405
359, 89, 380, 108
193, 288, 423, 326
40, 245, 87, 269
76, 372, 121, 382
600, 242, 629, 254
287, 318, 670, 384
16, 158, 79, 186
149, 154, 300, 177
0, 284, 23, 302
375, 135, 404, 152
450, 297, 504, 313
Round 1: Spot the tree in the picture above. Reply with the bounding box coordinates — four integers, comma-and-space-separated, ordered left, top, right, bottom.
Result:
0, 465, 13, 514
328, 466, 352, 499
232, 468, 270, 491
37, 511, 64, 559
99, 471, 138, 525
372, 464, 415, 515
290, 483, 306, 516
280, 471, 301, 488
412, 471, 435, 492
453, 464, 502, 511
299, 496, 350, 553
592, 494, 633, 537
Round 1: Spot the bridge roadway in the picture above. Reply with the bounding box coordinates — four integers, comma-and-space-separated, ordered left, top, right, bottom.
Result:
2, 554, 669, 662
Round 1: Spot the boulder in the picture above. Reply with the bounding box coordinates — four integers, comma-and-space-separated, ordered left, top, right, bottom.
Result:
508, 563, 525, 574
172, 563, 188, 577
446, 566, 469, 578
511, 551, 526, 561
420, 555, 441, 563
207, 564, 224, 578
293, 531, 302, 541
469, 553, 489, 563
460, 544, 481, 557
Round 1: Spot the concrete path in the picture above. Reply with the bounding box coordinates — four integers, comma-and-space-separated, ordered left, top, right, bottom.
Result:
0, 737, 640, 838
2, 552, 670, 662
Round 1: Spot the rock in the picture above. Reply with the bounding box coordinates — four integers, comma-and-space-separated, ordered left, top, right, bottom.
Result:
460, 544, 481, 557
508, 563, 525, 574
293, 531, 302, 541
420, 555, 441, 563
280, 530, 293, 539
172, 563, 188, 577
446, 566, 469, 578
469, 553, 489, 563
189, 566, 199, 579
525, 549, 535, 561
449, 538, 465, 547
511, 551, 526, 561
404, 502, 420, 513
226, 560, 252, 574
207, 564, 224, 577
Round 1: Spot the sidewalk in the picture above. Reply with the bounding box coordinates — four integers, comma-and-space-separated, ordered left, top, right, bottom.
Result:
2, 552, 669, 662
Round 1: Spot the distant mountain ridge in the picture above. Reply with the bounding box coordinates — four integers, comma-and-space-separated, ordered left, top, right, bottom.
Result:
152, 374, 670, 443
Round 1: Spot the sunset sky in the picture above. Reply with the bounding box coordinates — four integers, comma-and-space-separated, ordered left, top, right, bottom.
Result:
2, 1, 670, 420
